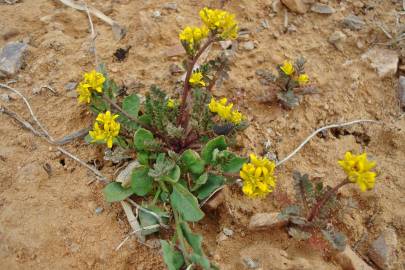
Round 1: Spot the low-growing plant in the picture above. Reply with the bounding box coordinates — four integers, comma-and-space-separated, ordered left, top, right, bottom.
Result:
278, 151, 377, 252
256, 58, 316, 109
75, 7, 278, 269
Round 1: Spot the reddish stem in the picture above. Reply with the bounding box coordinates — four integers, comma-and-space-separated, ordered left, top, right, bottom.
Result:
177, 37, 216, 128
307, 180, 350, 222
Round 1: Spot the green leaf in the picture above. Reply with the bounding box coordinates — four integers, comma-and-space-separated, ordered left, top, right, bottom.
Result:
103, 182, 134, 202
162, 165, 181, 183
137, 151, 149, 165
138, 114, 152, 126
180, 222, 211, 269
180, 149, 206, 175
191, 172, 208, 192
131, 166, 153, 196
123, 94, 140, 118
134, 128, 154, 151
195, 174, 225, 200
84, 134, 92, 144
89, 94, 108, 114
201, 136, 227, 164
161, 240, 184, 270
170, 183, 205, 222
139, 205, 169, 236
219, 151, 247, 173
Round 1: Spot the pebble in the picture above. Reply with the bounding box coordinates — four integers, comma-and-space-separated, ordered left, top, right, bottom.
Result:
310, 3, 335, 14
223, 228, 234, 237
328, 31, 347, 51
66, 91, 77, 98
0, 93, 10, 102
152, 10, 161, 18
162, 2, 177, 11
361, 48, 398, 78
399, 76, 405, 111
243, 257, 260, 269
64, 82, 77, 91
0, 41, 28, 78
95, 207, 104, 215
281, 0, 308, 14
242, 41, 255, 51
342, 15, 365, 31
248, 212, 287, 230
368, 228, 398, 270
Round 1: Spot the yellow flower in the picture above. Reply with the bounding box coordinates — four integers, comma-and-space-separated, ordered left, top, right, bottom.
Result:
83, 70, 105, 93
240, 154, 276, 198
179, 26, 209, 52
76, 70, 105, 104
297, 74, 309, 85
189, 71, 206, 87
89, 111, 120, 148
199, 7, 238, 39
280, 60, 294, 76
167, 98, 175, 109
208, 97, 244, 125
338, 152, 377, 192
76, 82, 92, 104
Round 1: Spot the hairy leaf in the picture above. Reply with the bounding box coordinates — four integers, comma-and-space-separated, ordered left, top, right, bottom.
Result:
134, 128, 155, 151
161, 240, 184, 270
195, 174, 225, 200
180, 149, 205, 175
131, 166, 153, 196
103, 182, 134, 202
170, 183, 205, 222
180, 222, 211, 269
122, 94, 140, 118
201, 136, 227, 164
322, 228, 347, 252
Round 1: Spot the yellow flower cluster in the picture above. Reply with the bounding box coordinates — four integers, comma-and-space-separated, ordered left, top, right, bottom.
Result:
167, 98, 175, 109
338, 152, 377, 192
199, 7, 238, 39
280, 60, 309, 86
76, 70, 106, 104
89, 111, 120, 148
179, 26, 209, 51
240, 154, 276, 198
189, 71, 206, 87
208, 97, 244, 125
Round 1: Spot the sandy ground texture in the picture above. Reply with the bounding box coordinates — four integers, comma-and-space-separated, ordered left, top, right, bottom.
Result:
0, 0, 404, 269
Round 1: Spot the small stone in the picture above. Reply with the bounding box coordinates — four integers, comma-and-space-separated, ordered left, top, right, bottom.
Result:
342, 15, 365, 31
0, 93, 10, 102
248, 212, 287, 230
328, 31, 347, 51
66, 91, 78, 98
281, 0, 308, 14
162, 2, 177, 11
95, 207, 104, 215
368, 228, 398, 270
64, 82, 77, 91
361, 48, 398, 78
220, 40, 233, 50
310, 3, 335, 14
399, 76, 405, 111
0, 41, 28, 78
223, 228, 234, 237
334, 246, 374, 270
217, 232, 228, 242
242, 41, 255, 51
205, 189, 225, 210
152, 10, 161, 18
243, 257, 260, 269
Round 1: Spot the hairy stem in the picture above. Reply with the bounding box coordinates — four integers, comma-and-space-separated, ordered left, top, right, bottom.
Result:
173, 209, 190, 265
307, 180, 350, 222
177, 37, 216, 129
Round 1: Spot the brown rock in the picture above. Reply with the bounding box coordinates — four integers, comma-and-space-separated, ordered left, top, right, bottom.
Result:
281, 0, 308, 14
248, 212, 287, 230
205, 189, 225, 210
334, 246, 374, 270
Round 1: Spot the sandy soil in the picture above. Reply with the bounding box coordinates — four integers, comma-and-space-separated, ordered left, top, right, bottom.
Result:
0, 0, 404, 269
